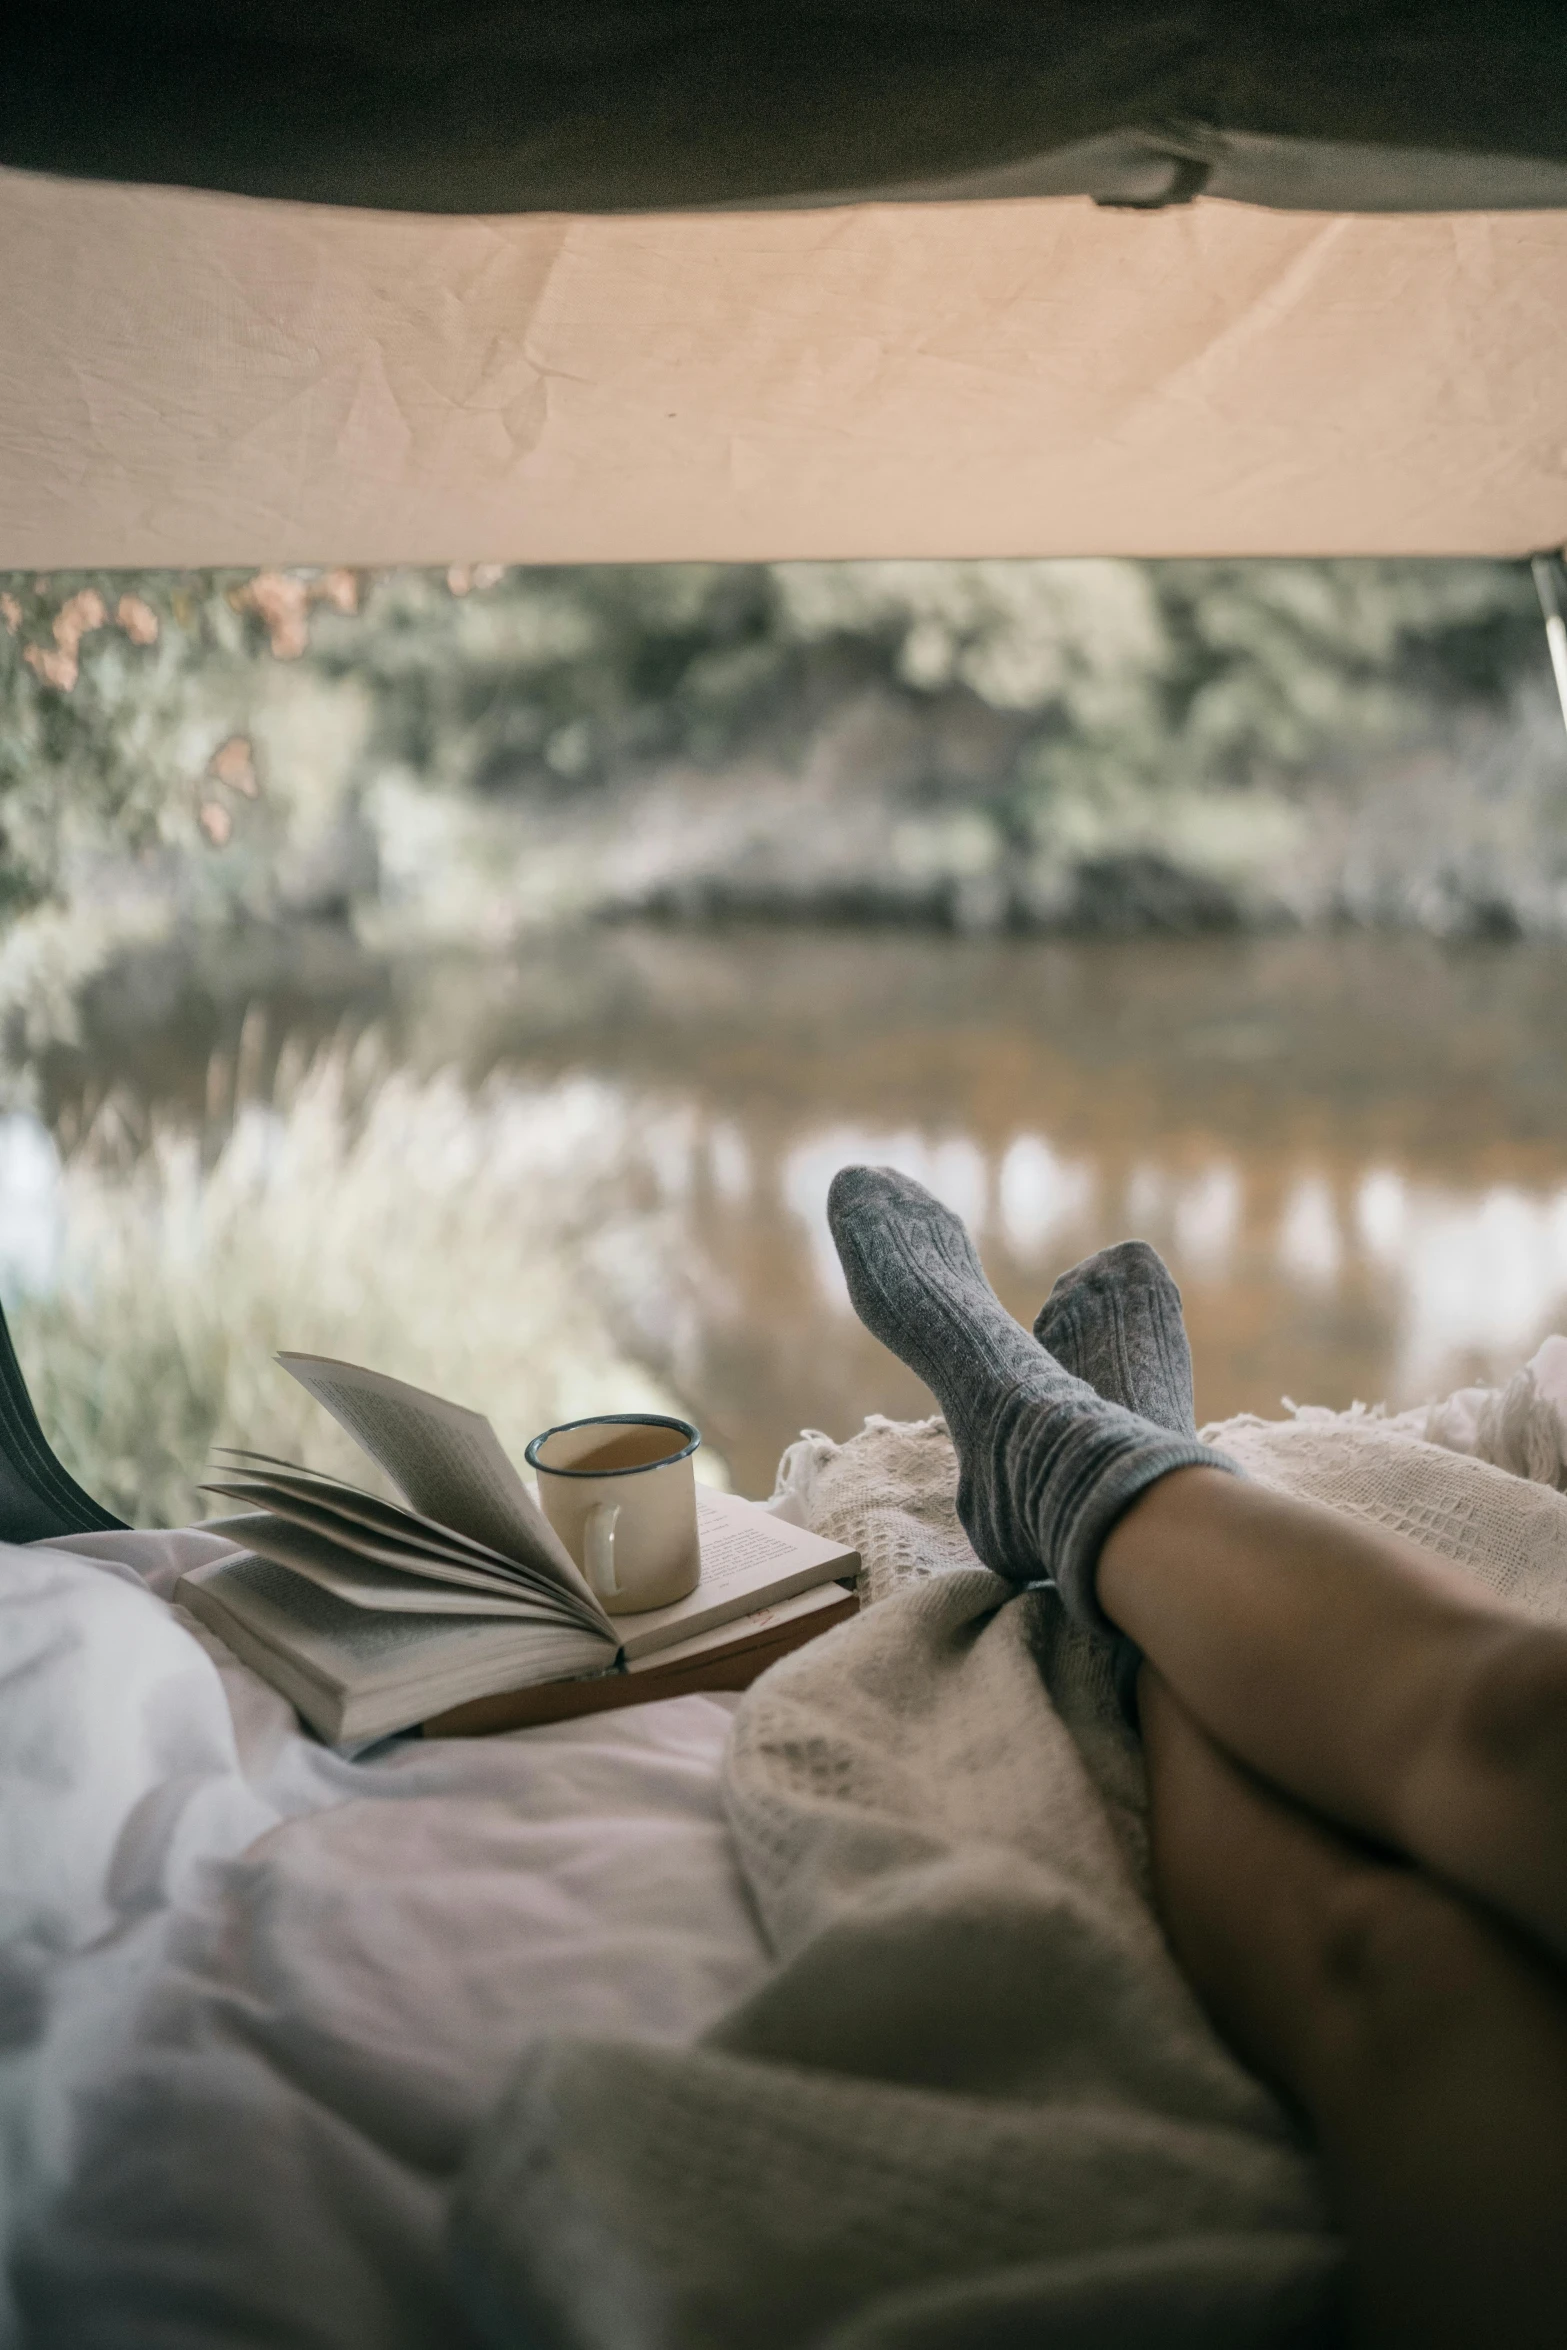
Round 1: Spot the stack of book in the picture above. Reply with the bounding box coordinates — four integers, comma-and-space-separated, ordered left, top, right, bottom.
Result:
178, 1356, 858, 1744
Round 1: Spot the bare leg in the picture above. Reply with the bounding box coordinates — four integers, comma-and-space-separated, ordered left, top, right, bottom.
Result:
1141, 1668, 1567, 2349
820, 1169, 1567, 1961
1099, 1467, 1567, 1965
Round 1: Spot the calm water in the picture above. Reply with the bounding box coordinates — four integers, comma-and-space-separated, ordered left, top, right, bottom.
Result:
44, 924, 1567, 1497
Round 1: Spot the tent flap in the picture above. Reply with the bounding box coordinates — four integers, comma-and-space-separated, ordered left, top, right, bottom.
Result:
7, 5, 1567, 216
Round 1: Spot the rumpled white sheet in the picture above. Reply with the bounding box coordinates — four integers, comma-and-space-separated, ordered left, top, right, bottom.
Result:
0, 1528, 768, 2349
10, 1340, 1567, 2349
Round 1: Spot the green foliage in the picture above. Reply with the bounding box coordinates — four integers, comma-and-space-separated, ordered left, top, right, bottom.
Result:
309, 565, 799, 794
0, 555, 1548, 921
0, 571, 266, 910
1141, 559, 1542, 785
0, 566, 364, 916
317, 556, 1546, 818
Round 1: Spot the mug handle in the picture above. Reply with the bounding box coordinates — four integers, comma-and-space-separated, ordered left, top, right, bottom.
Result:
584, 1501, 621, 1602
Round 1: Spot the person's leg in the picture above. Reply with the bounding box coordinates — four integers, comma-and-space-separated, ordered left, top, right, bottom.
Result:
827, 1166, 1567, 1966
1098, 1465, 1567, 1971
1141, 1667, 1567, 2349
838, 1185, 1567, 2333
826, 1166, 1239, 1626
1032, 1237, 1211, 1717
1040, 1240, 1567, 1963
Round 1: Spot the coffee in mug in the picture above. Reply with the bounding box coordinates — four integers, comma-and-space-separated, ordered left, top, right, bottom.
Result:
524, 1414, 701, 1614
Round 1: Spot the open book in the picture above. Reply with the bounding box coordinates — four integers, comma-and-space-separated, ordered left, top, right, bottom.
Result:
176, 1355, 858, 1744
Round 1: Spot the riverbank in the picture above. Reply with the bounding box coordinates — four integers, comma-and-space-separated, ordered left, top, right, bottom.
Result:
5, 662, 1566, 1119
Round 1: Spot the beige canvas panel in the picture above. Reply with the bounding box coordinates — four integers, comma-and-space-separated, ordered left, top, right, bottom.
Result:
4, 164, 1567, 568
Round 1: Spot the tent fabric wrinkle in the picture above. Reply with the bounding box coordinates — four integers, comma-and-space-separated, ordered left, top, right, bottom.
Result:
6, 165, 1567, 566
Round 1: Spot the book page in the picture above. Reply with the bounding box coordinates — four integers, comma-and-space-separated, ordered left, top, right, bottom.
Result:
200, 1514, 573, 1618
615, 1489, 859, 1662
204, 1463, 596, 1612
213, 1451, 532, 1568
178, 1556, 616, 1742
623, 1578, 856, 1674
276, 1353, 602, 1616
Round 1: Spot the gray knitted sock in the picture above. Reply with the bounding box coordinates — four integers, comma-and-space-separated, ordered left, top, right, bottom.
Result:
1034, 1240, 1199, 1717
1034, 1241, 1197, 1438
826, 1167, 1234, 1631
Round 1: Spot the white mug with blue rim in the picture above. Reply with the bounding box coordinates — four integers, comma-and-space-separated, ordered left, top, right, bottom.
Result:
525, 1414, 702, 1614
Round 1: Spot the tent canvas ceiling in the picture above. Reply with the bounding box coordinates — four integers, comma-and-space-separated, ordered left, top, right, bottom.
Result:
7, 168, 1567, 568
5, 4, 1567, 568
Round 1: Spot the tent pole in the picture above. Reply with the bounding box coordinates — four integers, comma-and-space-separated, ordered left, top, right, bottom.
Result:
1530, 553, 1567, 740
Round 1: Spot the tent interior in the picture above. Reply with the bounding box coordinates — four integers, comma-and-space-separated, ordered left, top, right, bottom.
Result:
8, 4, 1567, 568
6, 14, 1567, 2349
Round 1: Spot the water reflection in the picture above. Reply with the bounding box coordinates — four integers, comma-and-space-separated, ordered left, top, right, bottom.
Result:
453, 926, 1567, 1493
775, 1126, 1567, 1417
40, 925, 1567, 1502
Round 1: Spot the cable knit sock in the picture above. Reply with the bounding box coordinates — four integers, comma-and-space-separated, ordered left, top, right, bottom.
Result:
825, 1167, 1235, 1634
1033, 1241, 1197, 1439
1034, 1240, 1202, 1714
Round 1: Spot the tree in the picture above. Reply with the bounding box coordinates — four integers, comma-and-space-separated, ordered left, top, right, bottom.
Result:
0, 568, 362, 913
1, 556, 1547, 918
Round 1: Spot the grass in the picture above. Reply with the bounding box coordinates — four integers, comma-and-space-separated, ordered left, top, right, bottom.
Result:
11, 1032, 706, 1527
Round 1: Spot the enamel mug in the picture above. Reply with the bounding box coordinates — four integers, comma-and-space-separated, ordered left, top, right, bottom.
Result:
525, 1414, 701, 1614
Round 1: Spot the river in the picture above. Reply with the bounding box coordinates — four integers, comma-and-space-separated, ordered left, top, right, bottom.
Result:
31, 921, 1567, 1503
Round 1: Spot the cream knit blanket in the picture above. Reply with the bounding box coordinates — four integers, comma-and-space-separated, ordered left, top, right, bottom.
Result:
452, 1346, 1567, 2350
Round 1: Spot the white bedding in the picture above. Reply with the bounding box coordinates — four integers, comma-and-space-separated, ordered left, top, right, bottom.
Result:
12, 1357, 1567, 2349
0, 1528, 768, 2349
